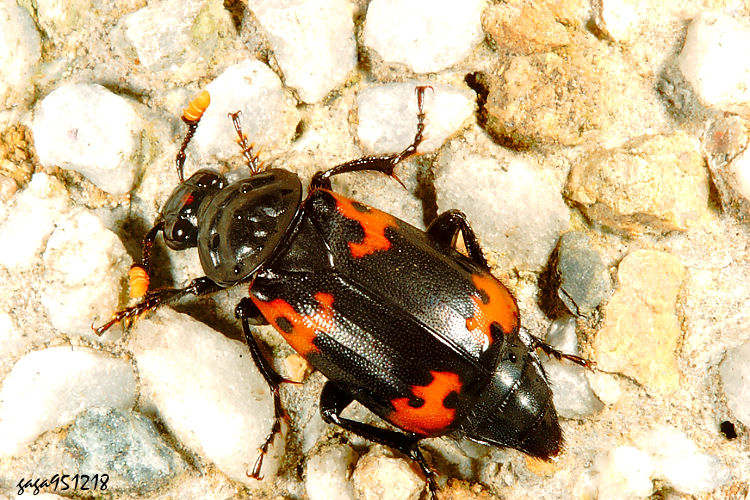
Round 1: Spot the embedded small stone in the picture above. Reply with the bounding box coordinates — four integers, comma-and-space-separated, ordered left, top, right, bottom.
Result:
679, 13, 750, 116
719, 341, 750, 427
357, 82, 475, 154
542, 316, 603, 418
128, 307, 280, 488
482, 40, 668, 148
435, 144, 569, 271
640, 426, 731, 495
0, 173, 70, 270
363, 0, 485, 73
482, 1, 571, 54
0, 347, 137, 458
591, 446, 655, 499
64, 407, 187, 494
566, 132, 709, 235
0, 0, 41, 109
41, 209, 131, 337
118, 0, 234, 72
32, 83, 142, 195
189, 59, 299, 167
250, 0, 357, 104
305, 443, 358, 500
593, 250, 685, 395
703, 116, 750, 224
551, 231, 612, 315
352, 447, 424, 500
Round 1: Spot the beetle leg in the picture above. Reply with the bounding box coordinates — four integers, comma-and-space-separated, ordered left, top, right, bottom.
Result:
92, 276, 222, 335
310, 86, 432, 191
319, 381, 438, 498
236, 298, 287, 480
426, 209, 489, 270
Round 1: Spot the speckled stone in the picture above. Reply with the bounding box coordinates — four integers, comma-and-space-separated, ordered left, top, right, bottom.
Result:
482, 37, 668, 148
549, 231, 612, 316
703, 116, 750, 224
64, 407, 187, 494
593, 250, 685, 395
482, 1, 571, 54
567, 132, 710, 235
352, 447, 424, 500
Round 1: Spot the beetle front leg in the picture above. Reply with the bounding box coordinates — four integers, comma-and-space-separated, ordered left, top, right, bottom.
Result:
93, 276, 222, 335
426, 209, 489, 270
319, 381, 438, 498
310, 86, 431, 191
236, 298, 287, 479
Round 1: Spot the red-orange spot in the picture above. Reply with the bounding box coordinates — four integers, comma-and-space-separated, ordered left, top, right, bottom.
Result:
389, 371, 462, 436
466, 273, 519, 348
251, 292, 336, 357
331, 192, 396, 258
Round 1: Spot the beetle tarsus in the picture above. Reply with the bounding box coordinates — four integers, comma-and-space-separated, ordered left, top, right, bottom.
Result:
309, 85, 430, 191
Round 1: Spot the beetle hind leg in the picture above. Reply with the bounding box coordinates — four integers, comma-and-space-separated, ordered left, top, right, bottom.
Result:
310, 86, 432, 191
319, 381, 438, 498
426, 209, 489, 270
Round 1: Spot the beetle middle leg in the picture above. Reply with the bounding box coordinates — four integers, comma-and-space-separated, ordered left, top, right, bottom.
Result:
319, 381, 438, 497
310, 86, 432, 191
236, 298, 289, 479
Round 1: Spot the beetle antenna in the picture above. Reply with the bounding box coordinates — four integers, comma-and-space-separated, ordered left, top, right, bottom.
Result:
229, 111, 263, 174
176, 90, 211, 182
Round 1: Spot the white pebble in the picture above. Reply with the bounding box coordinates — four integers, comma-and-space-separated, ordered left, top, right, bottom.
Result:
306, 444, 358, 500
435, 148, 569, 271
0, 0, 41, 110
352, 447, 424, 500
41, 209, 131, 337
363, 0, 486, 73
357, 82, 475, 154
599, 0, 640, 42
641, 426, 731, 494
542, 317, 603, 418
724, 147, 750, 202
0, 311, 24, 372
32, 83, 143, 195
250, 0, 357, 104
678, 13, 750, 115
190, 59, 299, 166
0, 346, 136, 458
0, 173, 70, 270
128, 307, 280, 488
720, 341, 750, 427
592, 446, 654, 500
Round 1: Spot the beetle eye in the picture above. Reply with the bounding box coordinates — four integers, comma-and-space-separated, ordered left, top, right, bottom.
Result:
173, 219, 193, 241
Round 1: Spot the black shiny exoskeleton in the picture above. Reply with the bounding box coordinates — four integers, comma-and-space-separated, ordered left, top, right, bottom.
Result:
96, 87, 587, 497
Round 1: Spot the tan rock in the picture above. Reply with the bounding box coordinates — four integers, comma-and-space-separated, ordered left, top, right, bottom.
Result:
566, 132, 710, 235
594, 250, 686, 395
482, 37, 668, 148
482, 1, 571, 55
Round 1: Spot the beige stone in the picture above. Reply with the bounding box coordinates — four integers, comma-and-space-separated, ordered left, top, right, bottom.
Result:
594, 250, 686, 395
567, 132, 710, 234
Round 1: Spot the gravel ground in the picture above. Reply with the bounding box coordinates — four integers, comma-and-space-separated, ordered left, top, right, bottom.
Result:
0, 0, 749, 499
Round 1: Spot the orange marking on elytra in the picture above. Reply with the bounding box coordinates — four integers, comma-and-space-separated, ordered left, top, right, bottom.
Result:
466, 273, 519, 348
251, 292, 336, 357
332, 193, 396, 258
389, 371, 462, 436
